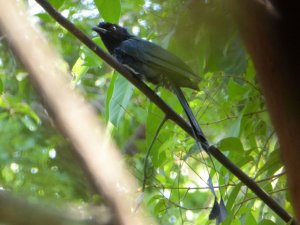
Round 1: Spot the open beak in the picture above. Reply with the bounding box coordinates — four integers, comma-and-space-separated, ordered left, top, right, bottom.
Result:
92, 26, 107, 34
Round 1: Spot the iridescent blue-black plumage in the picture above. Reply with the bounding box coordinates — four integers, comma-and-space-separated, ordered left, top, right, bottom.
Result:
92, 22, 200, 90
93, 22, 208, 147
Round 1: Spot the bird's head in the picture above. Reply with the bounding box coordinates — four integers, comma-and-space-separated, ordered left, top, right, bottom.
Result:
93, 22, 131, 54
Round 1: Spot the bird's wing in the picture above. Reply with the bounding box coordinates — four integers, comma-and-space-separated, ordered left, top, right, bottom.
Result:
118, 38, 200, 83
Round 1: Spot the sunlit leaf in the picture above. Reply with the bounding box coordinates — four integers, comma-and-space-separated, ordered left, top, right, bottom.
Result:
218, 137, 244, 152
245, 212, 258, 225
105, 72, 117, 123
259, 219, 277, 225
229, 113, 243, 137
228, 79, 248, 101
153, 199, 165, 215
257, 150, 282, 176
49, 0, 65, 9
71, 57, 89, 85
94, 0, 121, 23
108, 75, 133, 126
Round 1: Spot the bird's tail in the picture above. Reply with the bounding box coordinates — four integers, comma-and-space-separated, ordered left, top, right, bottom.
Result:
172, 85, 209, 150
172, 85, 227, 223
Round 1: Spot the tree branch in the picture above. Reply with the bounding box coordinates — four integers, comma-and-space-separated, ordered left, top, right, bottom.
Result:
33, 0, 293, 223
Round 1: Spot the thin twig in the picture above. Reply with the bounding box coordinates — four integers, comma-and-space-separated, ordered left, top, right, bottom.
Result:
200, 110, 267, 126
235, 188, 289, 207
142, 116, 168, 192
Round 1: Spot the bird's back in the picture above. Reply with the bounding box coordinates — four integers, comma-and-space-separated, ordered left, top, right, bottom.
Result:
116, 37, 200, 90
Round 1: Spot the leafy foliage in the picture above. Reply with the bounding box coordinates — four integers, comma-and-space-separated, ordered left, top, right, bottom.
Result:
0, 0, 292, 224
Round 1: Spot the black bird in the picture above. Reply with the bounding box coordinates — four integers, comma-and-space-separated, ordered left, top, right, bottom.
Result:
93, 22, 225, 223
92, 22, 208, 148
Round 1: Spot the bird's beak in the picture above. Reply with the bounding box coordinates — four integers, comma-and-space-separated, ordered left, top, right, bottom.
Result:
92, 26, 107, 34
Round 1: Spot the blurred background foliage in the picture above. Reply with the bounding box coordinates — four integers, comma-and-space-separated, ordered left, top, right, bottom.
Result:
0, 0, 292, 224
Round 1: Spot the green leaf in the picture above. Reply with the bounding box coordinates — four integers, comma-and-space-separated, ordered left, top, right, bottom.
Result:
245, 60, 256, 81
228, 112, 243, 137
228, 79, 247, 101
48, 0, 65, 9
153, 199, 166, 215
245, 212, 257, 225
105, 72, 117, 123
2, 166, 15, 182
71, 57, 89, 85
184, 143, 202, 160
218, 137, 244, 152
35, 13, 52, 23
145, 103, 165, 148
147, 194, 163, 206
0, 78, 3, 93
152, 138, 173, 168
108, 75, 133, 126
80, 41, 103, 67
21, 115, 38, 131
94, 0, 121, 23
0, 95, 41, 125
220, 36, 247, 75
257, 150, 282, 176
226, 182, 242, 211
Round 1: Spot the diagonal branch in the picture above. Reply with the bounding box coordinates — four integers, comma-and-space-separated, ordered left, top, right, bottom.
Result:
34, 0, 294, 223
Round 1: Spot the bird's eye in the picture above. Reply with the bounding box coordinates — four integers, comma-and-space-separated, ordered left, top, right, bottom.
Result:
110, 26, 117, 31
